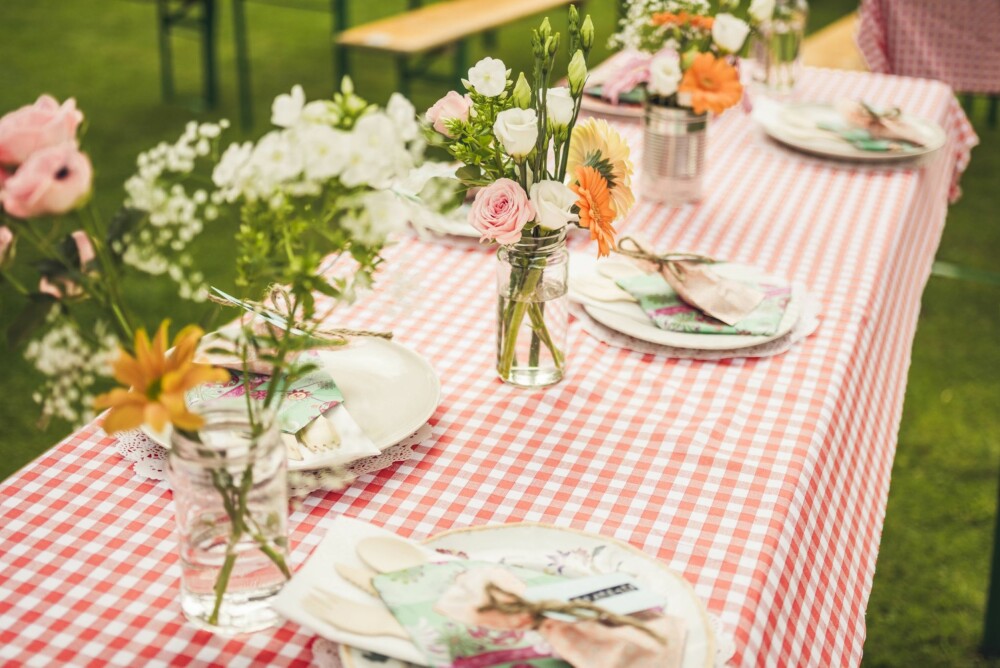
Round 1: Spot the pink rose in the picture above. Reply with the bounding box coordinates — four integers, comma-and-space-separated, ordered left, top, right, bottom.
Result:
469, 178, 535, 245
0, 226, 13, 265
0, 95, 84, 166
1, 142, 92, 219
426, 91, 471, 137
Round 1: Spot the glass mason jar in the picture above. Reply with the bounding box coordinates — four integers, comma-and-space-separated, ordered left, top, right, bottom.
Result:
168, 406, 291, 635
496, 228, 569, 388
641, 104, 709, 206
752, 0, 809, 95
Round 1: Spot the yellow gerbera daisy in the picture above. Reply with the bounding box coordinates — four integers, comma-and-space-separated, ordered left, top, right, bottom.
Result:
566, 118, 636, 220
94, 321, 229, 434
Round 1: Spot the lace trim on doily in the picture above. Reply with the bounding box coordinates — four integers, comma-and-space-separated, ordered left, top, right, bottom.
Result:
113, 423, 433, 497
311, 613, 737, 667
570, 284, 820, 360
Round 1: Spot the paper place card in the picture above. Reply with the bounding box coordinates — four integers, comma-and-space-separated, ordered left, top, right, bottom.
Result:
523, 572, 666, 622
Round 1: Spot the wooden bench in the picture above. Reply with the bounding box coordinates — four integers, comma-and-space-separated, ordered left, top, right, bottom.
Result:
337, 0, 578, 96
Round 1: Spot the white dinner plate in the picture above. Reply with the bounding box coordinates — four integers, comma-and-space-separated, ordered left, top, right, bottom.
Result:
571, 254, 801, 350
143, 337, 440, 471
757, 101, 946, 163
340, 523, 716, 668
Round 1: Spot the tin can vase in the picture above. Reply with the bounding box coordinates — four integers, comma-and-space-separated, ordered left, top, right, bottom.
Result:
641, 104, 708, 207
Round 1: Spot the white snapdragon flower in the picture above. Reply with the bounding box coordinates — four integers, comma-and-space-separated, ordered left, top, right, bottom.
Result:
294, 124, 349, 181
271, 85, 306, 128
300, 99, 340, 126
341, 113, 400, 188
749, 0, 776, 22
712, 14, 751, 53
342, 191, 407, 245
493, 108, 538, 158
648, 51, 683, 97
386, 93, 419, 142
530, 180, 579, 230
248, 130, 303, 186
467, 57, 508, 97
546, 87, 575, 128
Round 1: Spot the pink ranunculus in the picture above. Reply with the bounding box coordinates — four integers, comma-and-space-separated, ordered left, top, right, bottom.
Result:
469, 178, 535, 245
0, 226, 13, 264
425, 91, 472, 137
1, 142, 92, 219
70, 230, 95, 267
0, 95, 84, 166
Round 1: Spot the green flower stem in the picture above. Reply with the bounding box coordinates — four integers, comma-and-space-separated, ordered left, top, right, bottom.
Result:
497, 266, 564, 379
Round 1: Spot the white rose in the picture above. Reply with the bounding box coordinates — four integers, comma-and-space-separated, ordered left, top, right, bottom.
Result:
530, 180, 579, 230
271, 85, 305, 128
467, 57, 508, 97
546, 87, 575, 128
749, 0, 776, 23
712, 14, 751, 53
493, 108, 538, 158
648, 52, 682, 97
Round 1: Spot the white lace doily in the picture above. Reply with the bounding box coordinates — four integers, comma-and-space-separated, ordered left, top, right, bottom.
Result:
311, 613, 737, 667
113, 423, 434, 497
571, 285, 821, 360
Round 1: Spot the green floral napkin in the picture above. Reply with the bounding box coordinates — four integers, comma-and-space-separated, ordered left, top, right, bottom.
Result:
617, 273, 791, 336
816, 121, 918, 152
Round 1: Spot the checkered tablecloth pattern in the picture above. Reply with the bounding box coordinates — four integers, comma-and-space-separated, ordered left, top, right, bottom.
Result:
0, 69, 978, 667
857, 0, 1000, 94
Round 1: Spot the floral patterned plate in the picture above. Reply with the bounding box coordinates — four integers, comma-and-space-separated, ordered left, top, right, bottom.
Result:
340, 523, 716, 668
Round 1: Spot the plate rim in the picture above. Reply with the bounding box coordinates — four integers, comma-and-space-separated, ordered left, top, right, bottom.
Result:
340, 521, 716, 668
760, 101, 946, 163
141, 337, 440, 472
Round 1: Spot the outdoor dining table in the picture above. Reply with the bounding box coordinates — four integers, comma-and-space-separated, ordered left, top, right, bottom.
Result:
0, 67, 977, 667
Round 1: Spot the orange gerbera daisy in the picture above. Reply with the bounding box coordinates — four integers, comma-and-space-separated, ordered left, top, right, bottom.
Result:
678, 52, 743, 115
94, 321, 229, 434
651, 11, 714, 30
571, 166, 617, 258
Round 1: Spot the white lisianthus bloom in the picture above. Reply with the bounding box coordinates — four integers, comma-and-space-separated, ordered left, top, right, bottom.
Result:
341, 112, 400, 188
546, 87, 575, 128
248, 130, 302, 185
295, 124, 349, 181
648, 51, 683, 97
749, 0, 776, 22
467, 57, 508, 97
386, 93, 419, 142
271, 85, 306, 128
530, 180, 579, 230
493, 108, 538, 158
300, 99, 340, 126
712, 14, 751, 53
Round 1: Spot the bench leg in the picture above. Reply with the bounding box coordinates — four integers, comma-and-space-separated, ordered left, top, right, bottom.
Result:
397, 56, 411, 99
482, 30, 497, 50
232, 0, 253, 129
156, 0, 175, 102
454, 39, 468, 90
200, 0, 218, 109
990, 95, 998, 129
983, 474, 1000, 657
331, 0, 350, 85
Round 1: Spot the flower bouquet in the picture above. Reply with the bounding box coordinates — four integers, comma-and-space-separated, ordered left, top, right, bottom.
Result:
0, 80, 425, 633
426, 6, 635, 387
609, 0, 760, 204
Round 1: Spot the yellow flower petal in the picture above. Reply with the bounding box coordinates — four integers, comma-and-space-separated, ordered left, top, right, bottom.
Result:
102, 403, 145, 434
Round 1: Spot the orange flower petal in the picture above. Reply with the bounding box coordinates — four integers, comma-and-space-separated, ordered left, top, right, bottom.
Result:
111, 352, 147, 391
93, 387, 143, 410
102, 403, 146, 434
143, 402, 171, 434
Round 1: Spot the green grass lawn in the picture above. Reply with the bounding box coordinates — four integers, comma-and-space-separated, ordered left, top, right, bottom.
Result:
1, 1, 998, 665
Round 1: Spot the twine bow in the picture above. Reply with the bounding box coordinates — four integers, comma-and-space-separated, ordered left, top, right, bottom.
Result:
477, 583, 667, 645
209, 285, 393, 345
613, 236, 715, 284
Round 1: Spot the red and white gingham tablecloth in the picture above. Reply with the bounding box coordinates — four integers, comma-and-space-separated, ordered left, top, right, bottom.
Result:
857, 0, 1000, 94
0, 68, 978, 667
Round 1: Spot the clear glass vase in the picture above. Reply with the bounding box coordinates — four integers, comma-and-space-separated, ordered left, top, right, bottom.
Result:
752, 0, 809, 95
496, 228, 569, 388
168, 406, 291, 635
641, 104, 709, 206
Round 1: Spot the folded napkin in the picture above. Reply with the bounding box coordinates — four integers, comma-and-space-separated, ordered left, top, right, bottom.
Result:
617, 272, 791, 336
615, 237, 766, 327
819, 100, 926, 152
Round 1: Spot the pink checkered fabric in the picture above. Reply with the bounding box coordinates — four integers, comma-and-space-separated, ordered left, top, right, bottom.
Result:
857, 0, 1000, 94
0, 69, 977, 667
